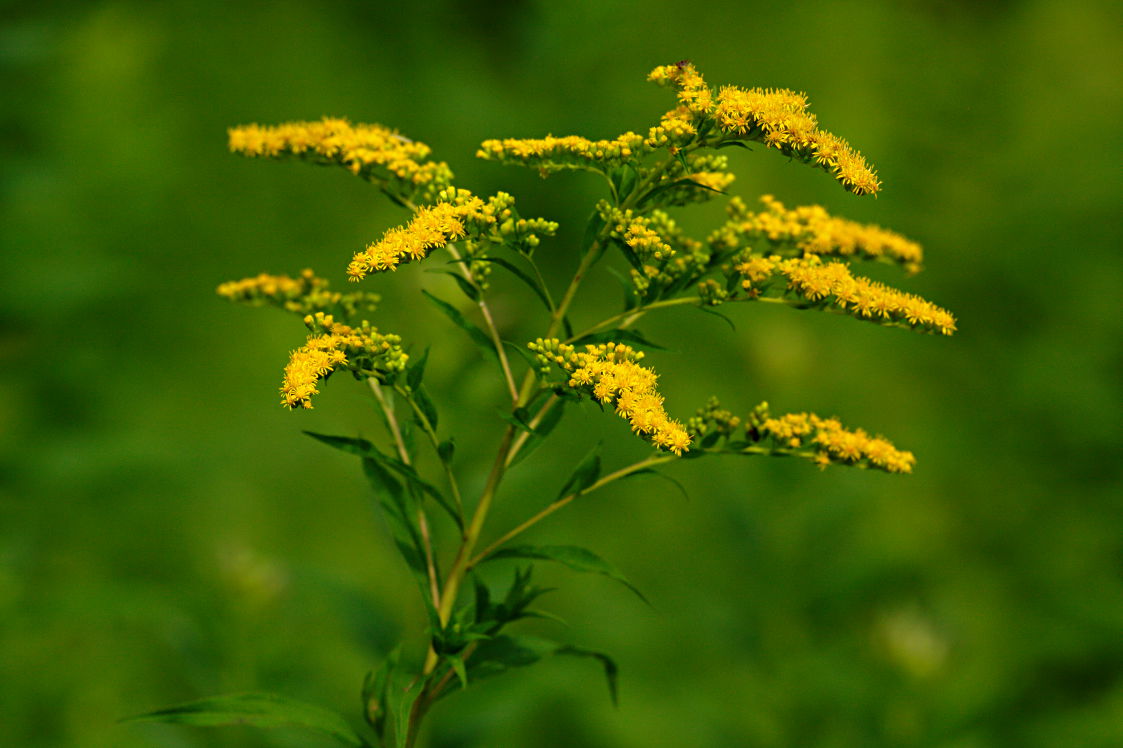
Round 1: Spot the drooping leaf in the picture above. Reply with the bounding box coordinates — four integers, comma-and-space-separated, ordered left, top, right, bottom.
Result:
620, 467, 691, 502
362, 457, 425, 579
555, 646, 619, 706
421, 290, 498, 363
464, 635, 618, 706
473, 256, 554, 312
556, 444, 601, 500
694, 303, 737, 332
426, 268, 480, 302
123, 693, 368, 747
365, 442, 462, 531
636, 176, 714, 209
482, 544, 648, 604
503, 339, 541, 370
304, 431, 373, 457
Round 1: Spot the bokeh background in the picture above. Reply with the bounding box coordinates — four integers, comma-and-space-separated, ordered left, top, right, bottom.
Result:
3, 1, 1121, 746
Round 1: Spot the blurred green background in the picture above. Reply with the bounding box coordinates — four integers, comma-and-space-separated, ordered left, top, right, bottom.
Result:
3, 1, 1121, 746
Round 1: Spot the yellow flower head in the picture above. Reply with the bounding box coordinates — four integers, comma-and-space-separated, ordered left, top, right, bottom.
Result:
279, 313, 406, 409
529, 339, 691, 456
217, 268, 380, 318
731, 253, 956, 335
761, 411, 916, 473
476, 132, 645, 174
228, 117, 453, 199
714, 195, 923, 271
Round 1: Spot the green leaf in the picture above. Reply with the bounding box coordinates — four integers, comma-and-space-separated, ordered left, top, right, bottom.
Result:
412, 385, 439, 431
580, 210, 606, 255
421, 290, 498, 363
365, 441, 462, 531
556, 444, 601, 500
465, 635, 618, 706
716, 139, 752, 150
605, 265, 640, 311
556, 646, 619, 706
406, 347, 429, 390
363, 647, 400, 737
124, 693, 368, 747
482, 544, 648, 604
503, 339, 541, 370
508, 400, 567, 467
392, 678, 427, 748
636, 176, 712, 209
620, 467, 691, 502
448, 654, 469, 689
362, 457, 425, 579
695, 303, 737, 332
609, 164, 638, 202
473, 256, 554, 312
304, 431, 373, 457
426, 268, 480, 302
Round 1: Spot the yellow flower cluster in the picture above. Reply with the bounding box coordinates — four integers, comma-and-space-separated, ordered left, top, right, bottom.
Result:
217, 268, 380, 318
348, 201, 474, 280
713, 86, 881, 195
648, 62, 880, 196
528, 339, 691, 456
601, 205, 708, 297
347, 188, 557, 282
280, 313, 406, 409
281, 334, 350, 409
644, 107, 698, 149
647, 62, 714, 115
227, 118, 452, 194
476, 132, 645, 173
762, 411, 916, 473
734, 254, 956, 335
712, 195, 923, 271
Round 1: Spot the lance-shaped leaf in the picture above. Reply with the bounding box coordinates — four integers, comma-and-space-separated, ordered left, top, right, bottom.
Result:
421, 290, 498, 362
556, 444, 601, 500
472, 256, 554, 312
305, 430, 461, 530
466, 635, 618, 706
481, 544, 648, 604
123, 693, 369, 747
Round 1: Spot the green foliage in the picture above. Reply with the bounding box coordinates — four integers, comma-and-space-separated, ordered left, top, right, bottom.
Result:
124, 693, 369, 746
481, 544, 648, 604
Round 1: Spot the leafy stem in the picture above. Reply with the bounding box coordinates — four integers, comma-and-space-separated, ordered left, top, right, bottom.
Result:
368, 378, 442, 614
468, 453, 675, 569
393, 383, 464, 519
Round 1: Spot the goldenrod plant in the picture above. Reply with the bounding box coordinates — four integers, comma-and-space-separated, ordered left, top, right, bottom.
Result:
130, 62, 955, 747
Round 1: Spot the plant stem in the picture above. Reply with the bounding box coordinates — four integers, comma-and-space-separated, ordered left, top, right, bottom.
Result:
469, 454, 674, 568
